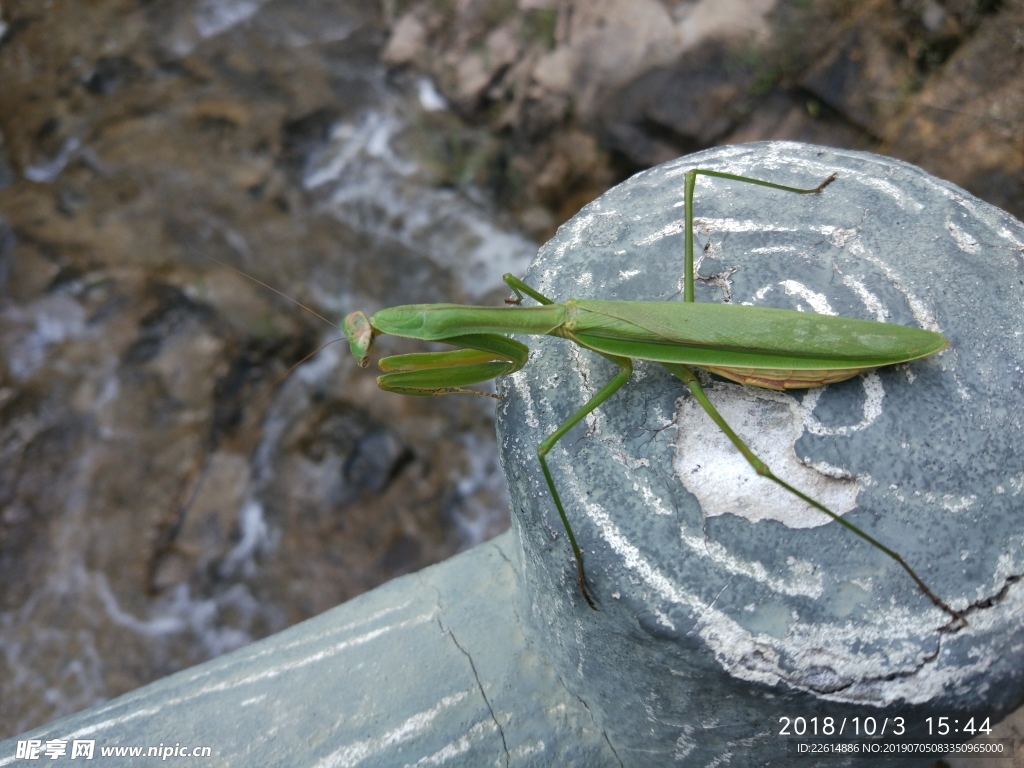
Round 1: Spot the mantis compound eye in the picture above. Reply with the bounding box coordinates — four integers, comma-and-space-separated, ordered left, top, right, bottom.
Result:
342, 311, 375, 367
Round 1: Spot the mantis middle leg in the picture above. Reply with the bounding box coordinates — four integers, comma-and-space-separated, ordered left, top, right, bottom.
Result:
503, 272, 634, 609
537, 351, 634, 610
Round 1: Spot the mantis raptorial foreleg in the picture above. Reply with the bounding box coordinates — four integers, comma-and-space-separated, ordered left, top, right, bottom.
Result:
374, 334, 528, 398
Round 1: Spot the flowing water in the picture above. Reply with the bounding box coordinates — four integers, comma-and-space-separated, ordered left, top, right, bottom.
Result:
0, 0, 531, 737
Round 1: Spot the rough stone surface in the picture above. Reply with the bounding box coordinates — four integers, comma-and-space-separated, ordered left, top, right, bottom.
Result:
0, 535, 621, 767
497, 141, 1024, 765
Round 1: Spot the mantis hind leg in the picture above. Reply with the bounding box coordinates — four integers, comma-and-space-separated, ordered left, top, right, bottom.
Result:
538, 352, 634, 610
662, 361, 967, 630
682, 168, 837, 302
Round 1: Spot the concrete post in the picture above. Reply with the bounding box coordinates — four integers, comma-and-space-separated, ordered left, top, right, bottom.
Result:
501, 141, 1024, 765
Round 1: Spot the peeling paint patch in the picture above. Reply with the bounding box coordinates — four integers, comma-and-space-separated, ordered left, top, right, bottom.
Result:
673, 383, 860, 528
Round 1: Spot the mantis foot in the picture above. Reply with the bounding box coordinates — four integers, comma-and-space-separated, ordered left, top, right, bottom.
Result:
811, 172, 838, 193
576, 554, 598, 611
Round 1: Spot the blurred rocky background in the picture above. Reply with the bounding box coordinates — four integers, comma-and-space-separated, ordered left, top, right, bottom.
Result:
0, 0, 1021, 741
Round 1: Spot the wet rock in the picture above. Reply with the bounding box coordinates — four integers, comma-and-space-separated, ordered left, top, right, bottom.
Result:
881, 0, 1024, 222
379, 0, 780, 238
0, 0, 511, 739
344, 428, 412, 495
798, 8, 918, 138
597, 40, 759, 168
380, 11, 428, 66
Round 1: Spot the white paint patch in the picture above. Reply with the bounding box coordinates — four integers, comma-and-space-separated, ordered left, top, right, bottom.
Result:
779, 280, 836, 315
672, 383, 859, 527
577, 491, 991, 705
634, 219, 687, 247
940, 494, 977, 513
849, 176, 925, 213
802, 373, 885, 437
405, 718, 494, 766
689, 217, 799, 236
653, 609, 676, 631
638, 483, 674, 517
509, 741, 545, 760
678, 532, 824, 598
315, 691, 470, 768
567, 358, 678, 519
750, 245, 799, 255
845, 238, 942, 333
946, 221, 981, 255
996, 226, 1024, 248
507, 367, 539, 429
841, 275, 889, 322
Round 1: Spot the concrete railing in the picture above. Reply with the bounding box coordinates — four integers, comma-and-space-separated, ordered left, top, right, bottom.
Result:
3, 143, 1023, 767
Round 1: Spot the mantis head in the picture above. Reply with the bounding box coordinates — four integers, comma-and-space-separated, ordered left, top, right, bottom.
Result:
342, 311, 375, 367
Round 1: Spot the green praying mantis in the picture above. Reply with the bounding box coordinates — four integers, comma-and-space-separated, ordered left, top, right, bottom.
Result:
221, 168, 966, 629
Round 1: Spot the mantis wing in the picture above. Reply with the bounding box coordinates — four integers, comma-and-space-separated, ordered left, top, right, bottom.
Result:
567, 300, 947, 389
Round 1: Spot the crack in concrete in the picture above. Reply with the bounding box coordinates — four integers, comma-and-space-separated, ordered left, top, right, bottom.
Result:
490, 538, 515, 570
436, 612, 510, 768
777, 631, 945, 698
965, 572, 1023, 615
551, 667, 623, 768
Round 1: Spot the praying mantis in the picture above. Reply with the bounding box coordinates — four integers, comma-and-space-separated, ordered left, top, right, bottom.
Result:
222, 167, 966, 629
